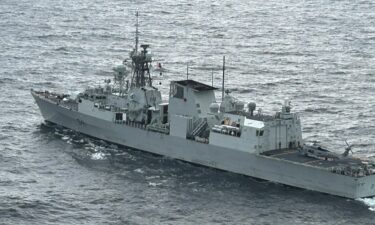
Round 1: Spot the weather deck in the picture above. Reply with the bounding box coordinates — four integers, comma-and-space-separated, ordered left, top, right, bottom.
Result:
32, 91, 78, 111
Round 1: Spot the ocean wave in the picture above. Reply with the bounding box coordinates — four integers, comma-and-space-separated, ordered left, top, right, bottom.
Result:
54, 46, 69, 52
0, 77, 16, 84
304, 107, 341, 114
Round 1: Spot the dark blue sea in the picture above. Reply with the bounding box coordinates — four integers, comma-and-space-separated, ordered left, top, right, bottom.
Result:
1, 0, 375, 224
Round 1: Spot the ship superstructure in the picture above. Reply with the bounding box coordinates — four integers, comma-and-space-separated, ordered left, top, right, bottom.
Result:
31, 13, 375, 199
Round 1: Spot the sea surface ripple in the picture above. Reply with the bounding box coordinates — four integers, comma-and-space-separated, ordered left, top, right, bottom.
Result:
1, 0, 375, 224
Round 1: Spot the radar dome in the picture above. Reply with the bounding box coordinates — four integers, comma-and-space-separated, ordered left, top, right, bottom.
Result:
248, 102, 256, 116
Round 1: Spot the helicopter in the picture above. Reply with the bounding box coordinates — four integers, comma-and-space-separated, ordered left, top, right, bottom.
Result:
299, 140, 354, 160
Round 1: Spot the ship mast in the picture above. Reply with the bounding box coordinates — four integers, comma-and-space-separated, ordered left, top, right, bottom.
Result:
222, 56, 225, 101
130, 11, 152, 88
135, 11, 139, 53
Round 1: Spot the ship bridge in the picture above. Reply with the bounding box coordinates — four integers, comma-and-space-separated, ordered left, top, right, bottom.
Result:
168, 79, 217, 120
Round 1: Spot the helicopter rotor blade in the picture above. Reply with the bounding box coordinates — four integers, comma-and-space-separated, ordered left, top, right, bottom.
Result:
344, 139, 355, 155
345, 139, 350, 147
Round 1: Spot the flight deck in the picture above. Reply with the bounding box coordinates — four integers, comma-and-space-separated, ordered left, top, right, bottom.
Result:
261, 149, 375, 177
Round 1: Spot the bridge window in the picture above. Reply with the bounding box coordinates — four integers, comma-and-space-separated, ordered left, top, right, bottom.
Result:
256, 130, 264, 136
175, 86, 184, 98
171, 84, 184, 99
115, 113, 123, 121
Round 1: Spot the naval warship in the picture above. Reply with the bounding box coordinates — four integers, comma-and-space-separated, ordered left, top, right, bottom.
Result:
32, 13, 375, 199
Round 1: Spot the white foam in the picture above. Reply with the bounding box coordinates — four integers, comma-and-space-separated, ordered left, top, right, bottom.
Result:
54, 131, 63, 136
61, 136, 70, 141
357, 197, 375, 211
148, 182, 162, 187
134, 168, 144, 174
91, 152, 106, 160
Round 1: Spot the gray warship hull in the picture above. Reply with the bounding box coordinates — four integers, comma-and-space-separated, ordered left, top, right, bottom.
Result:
32, 91, 375, 199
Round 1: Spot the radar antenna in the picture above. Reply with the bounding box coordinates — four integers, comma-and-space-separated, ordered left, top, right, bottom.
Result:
135, 11, 139, 53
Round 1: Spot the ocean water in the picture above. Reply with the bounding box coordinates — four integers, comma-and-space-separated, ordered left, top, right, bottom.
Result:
1, 0, 375, 224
